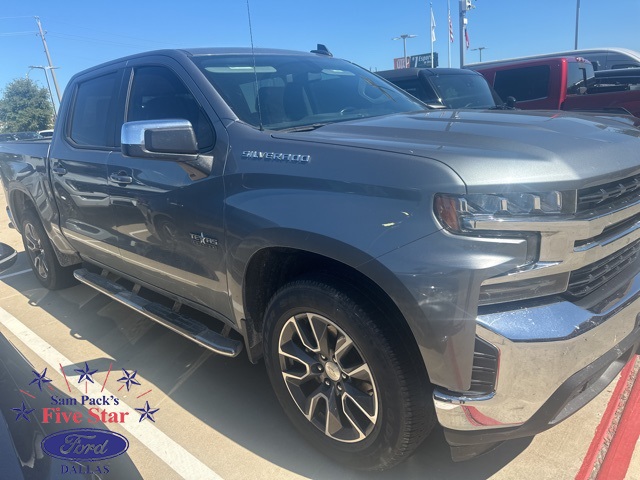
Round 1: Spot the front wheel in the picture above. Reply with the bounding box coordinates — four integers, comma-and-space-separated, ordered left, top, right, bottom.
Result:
263, 277, 434, 470
21, 210, 76, 290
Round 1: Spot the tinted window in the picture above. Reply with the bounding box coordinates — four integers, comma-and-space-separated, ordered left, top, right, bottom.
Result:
493, 65, 550, 102
607, 53, 640, 70
581, 53, 608, 71
127, 66, 215, 152
389, 78, 439, 103
566, 62, 594, 95
428, 74, 496, 108
69, 72, 119, 147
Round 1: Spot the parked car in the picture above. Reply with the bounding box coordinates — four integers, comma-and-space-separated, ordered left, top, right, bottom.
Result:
467, 47, 640, 71
38, 129, 54, 138
471, 56, 640, 117
0, 132, 45, 142
0, 242, 17, 271
376, 67, 511, 109
2, 46, 640, 470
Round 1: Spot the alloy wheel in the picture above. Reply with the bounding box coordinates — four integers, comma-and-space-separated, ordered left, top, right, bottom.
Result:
277, 312, 378, 443
24, 222, 49, 279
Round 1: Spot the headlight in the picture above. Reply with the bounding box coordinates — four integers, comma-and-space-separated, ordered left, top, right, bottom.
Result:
434, 192, 564, 233
434, 192, 570, 305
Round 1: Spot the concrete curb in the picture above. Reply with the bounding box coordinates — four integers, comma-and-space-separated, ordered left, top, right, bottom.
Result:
576, 355, 640, 480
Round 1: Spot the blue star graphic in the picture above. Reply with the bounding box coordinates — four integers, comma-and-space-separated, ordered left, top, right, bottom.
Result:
12, 402, 35, 422
135, 401, 159, 423
117, 369, 141, 391
29, 368, 52, 391
74, 362, 98, 384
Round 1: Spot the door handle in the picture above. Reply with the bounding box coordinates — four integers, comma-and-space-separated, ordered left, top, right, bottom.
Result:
109, 173, 133, 184
51, 166, 67, 175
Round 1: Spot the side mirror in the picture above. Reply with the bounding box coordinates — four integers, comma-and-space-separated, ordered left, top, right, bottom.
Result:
505, 96, 517, 109
121, 119, 198, 161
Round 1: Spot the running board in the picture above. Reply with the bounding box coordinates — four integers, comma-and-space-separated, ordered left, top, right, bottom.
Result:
73, 268, 242, 357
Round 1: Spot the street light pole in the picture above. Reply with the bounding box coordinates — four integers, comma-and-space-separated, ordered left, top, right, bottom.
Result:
471, 46, 486, 62
28, 66, 58, 122
393, 34, 417, 68
574, 0, 581, 50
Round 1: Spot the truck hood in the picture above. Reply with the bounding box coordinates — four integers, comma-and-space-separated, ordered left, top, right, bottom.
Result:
275, 110, 640, 192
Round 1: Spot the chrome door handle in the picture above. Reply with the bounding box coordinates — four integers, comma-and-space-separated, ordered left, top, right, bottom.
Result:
109, 173, 133, 184
51, 166, 67, 175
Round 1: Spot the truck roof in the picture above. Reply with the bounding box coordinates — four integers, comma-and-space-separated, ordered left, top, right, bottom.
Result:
376, 67, 482, 80
467, 47, 639, 69
69, 47, 332, 81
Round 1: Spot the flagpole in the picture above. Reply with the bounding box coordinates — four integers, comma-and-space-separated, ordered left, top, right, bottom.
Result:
430, 2, 434, 67
447, 0, 451, 67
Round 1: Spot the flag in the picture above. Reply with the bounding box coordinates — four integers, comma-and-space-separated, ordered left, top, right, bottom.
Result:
431, 5, 436, 42
465, 27, 470, 49
448, 11, 454, 43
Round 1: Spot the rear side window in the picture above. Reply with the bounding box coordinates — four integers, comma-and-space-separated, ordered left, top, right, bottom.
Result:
69, 72, 119, 147
566, 62, 594, 95
493, 65, 550, 102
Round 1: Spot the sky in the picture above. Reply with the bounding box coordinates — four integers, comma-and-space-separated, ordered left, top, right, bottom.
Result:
1, 0, 639, 109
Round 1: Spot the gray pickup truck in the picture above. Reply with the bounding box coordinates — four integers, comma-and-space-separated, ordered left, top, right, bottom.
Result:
2, 46, 640, 471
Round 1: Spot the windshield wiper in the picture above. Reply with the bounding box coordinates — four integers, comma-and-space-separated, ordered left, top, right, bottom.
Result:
279, 123, 329, 133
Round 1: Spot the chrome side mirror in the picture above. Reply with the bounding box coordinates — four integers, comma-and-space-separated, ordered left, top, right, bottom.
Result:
121, 119, 198, 161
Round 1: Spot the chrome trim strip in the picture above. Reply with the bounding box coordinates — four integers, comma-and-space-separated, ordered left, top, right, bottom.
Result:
575, 223, 640, 253
478, 199, 640, 287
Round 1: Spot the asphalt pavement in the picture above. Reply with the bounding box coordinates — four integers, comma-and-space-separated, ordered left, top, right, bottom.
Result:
0, 188, 638, 480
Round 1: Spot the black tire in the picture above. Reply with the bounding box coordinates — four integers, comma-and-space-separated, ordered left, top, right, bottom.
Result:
263, 276, 435, 471
21, 209, 76, 290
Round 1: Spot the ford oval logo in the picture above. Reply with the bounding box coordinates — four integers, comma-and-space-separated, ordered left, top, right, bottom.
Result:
42, 428, 129, 461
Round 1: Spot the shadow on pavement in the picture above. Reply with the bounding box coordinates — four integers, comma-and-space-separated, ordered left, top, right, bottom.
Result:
0, 263, 531, 479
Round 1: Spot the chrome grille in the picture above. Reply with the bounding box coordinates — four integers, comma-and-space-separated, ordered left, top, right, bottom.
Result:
577, 174, 640, 212
566, 240, 640, 298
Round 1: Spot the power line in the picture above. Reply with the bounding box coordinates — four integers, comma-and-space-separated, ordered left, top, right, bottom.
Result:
0, 31, 37, 36
47, 19, 176, 47
47, 32, 170, 49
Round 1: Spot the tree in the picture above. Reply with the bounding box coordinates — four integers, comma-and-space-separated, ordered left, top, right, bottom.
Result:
0, 78, 54, 132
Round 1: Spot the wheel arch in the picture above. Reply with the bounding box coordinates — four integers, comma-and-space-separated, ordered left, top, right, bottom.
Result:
239, 242, 430, 383
9, 187, 81, 267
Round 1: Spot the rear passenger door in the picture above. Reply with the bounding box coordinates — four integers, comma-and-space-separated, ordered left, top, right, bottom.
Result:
107, 58, 231, 318
49, 66, 126, 270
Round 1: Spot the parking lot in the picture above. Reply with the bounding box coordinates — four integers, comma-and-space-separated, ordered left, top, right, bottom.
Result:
0, 188, 638, 480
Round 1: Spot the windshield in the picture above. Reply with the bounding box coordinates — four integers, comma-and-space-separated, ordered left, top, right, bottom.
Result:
192, 54, 426, 130
428, 74, 497, 109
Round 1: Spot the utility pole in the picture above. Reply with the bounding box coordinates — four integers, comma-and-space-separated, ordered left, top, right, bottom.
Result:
35, 16, 62, 103
472, 46, 486, 62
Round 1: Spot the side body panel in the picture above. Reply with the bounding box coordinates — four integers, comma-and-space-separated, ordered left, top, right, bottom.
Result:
107, 55, 233, 321
48, 64, 126, 270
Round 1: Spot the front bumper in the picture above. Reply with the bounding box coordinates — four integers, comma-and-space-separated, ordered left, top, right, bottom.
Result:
433, 270, 640, 460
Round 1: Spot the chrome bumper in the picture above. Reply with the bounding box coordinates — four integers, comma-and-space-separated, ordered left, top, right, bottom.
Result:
433, 270, 640, 436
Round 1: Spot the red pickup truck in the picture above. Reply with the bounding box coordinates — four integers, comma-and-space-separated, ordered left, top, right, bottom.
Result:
471, 56, 640, 118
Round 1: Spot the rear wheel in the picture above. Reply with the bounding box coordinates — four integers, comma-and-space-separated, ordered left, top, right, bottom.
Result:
21, 210, 76, 290
263, 276, 435, 470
